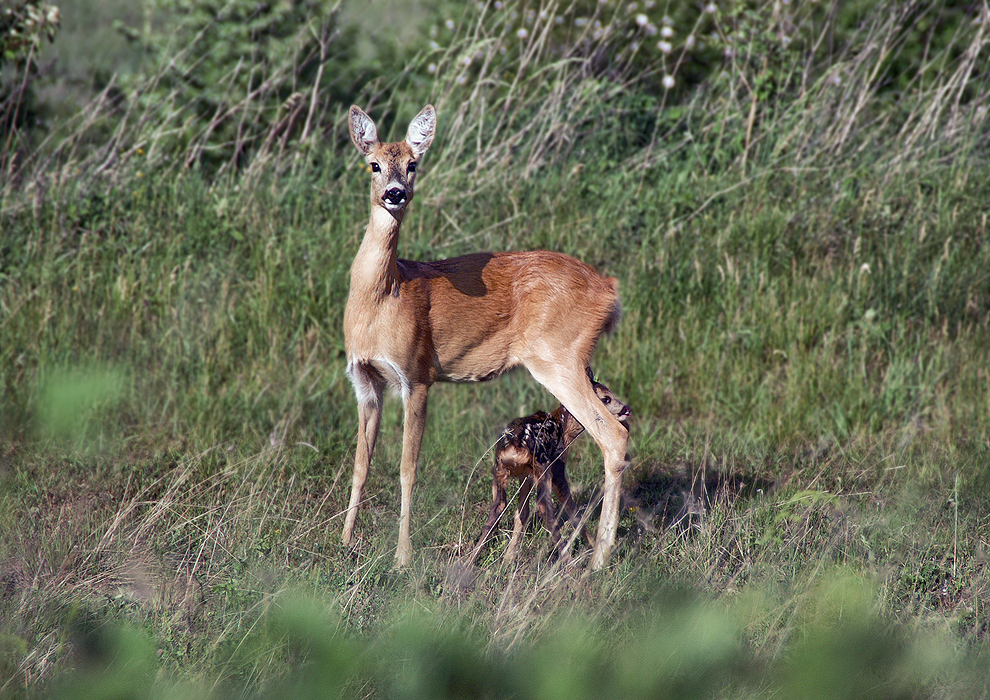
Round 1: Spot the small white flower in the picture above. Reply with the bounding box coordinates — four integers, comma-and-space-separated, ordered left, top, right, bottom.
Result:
635, 13, 648, 27
429, 40, 439, 51
657, 40, 672, 53
646, 23, 658, 36
427, 63, 437, 74
517, 27, 529, 39
830, 73, 842, 86
660, 25, 673, 38
456, 75, 467, 85
705, 2, 717, 13
662, 15, 673, 26
685, 34, 696, 49
575, 17, 588, 27
445, 19, 455, 30
494, 0, 503, 7
860, 263, 871, 274
662, 74, 675, 89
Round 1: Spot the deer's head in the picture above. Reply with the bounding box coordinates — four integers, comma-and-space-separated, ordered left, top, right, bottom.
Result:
349, 104, 436, 218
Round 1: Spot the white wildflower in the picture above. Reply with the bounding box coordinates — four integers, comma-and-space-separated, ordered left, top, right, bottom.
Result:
635, 13, 648, 27
662, 74, 675, 89
517, 27, 529, 39
705, 3, 717, 13
657, 40, 672, 53
445, 19, 455, 30
661, 25, 673, 38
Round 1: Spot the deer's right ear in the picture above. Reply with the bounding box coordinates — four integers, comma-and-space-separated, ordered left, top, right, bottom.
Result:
405, 104, 436, 159
349, 105, 379, 156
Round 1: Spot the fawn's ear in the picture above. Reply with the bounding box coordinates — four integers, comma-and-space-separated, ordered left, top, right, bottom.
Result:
349, 105, 379, 157
405, 104, 436, 159
586, 366, 596, 382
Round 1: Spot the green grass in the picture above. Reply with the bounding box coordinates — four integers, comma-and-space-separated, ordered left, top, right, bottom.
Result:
2, 0, 990, 697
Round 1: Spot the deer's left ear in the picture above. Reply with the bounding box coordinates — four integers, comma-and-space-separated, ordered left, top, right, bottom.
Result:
405, 104, 436, 159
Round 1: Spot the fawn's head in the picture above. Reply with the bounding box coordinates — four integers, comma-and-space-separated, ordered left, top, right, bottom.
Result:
349, 104, 436, 218
587, 367, 632, 428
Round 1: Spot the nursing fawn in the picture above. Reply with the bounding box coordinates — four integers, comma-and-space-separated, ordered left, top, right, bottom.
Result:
469, 369, 631, 564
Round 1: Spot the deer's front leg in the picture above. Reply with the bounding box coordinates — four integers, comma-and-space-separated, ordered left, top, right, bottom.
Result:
396, 383, 429, 567
343, 363, 385, 548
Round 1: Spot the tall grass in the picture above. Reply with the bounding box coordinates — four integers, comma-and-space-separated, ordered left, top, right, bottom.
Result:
1, 0, 989, 696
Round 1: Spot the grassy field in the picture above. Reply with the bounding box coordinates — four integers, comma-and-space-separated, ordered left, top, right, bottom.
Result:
2, 0, 990, 697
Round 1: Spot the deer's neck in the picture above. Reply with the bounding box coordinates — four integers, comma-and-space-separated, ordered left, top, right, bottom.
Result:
351, 206, 404, 299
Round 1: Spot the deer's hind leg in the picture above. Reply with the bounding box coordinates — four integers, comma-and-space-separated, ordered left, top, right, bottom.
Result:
527, 363, 629, 569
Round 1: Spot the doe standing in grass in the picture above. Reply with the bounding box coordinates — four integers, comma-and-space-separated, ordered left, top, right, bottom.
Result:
342, 103, 629, 569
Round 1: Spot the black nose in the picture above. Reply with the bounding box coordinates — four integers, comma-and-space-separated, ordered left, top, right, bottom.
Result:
619, 405, 632, 418
383, 187, 407, 205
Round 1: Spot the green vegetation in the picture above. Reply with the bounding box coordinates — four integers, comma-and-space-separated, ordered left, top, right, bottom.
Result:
2, 0, 988, 697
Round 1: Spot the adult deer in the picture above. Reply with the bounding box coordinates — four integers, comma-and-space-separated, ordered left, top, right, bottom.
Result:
342, 103, 629, 569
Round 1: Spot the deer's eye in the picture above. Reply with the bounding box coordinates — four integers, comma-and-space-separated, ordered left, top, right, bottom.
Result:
407, 162, 417, 173
602, 396, 611, 405
371, 162, 381, 172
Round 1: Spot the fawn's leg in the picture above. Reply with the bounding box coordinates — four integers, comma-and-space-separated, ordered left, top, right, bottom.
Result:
551, 461, 596, 548
468, 463, 510, 565
505, 478, 533, 562
534, 464, 564, 559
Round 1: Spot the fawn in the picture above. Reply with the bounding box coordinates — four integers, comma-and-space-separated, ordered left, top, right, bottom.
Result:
469, 369, 631, 564
343, 104, 629, 569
